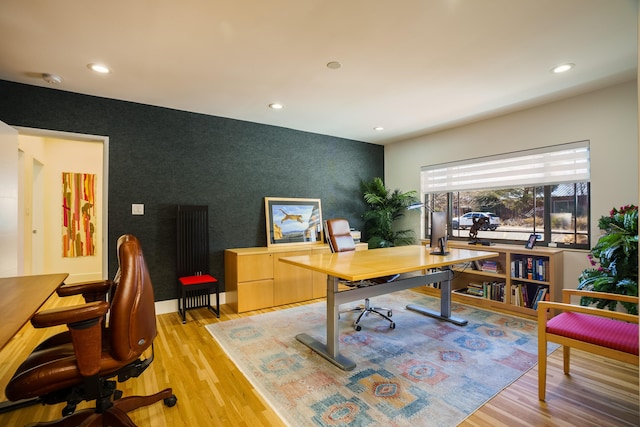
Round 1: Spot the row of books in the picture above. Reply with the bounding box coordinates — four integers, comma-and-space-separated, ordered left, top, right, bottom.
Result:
461, 281, 550, 310
464, 281, 506, 302
511, 257, 549, 281
511, 283, 549, 309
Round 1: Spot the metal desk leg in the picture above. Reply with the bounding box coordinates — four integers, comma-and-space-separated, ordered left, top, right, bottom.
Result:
406, 267, 468, 326
296, 275, 356, 371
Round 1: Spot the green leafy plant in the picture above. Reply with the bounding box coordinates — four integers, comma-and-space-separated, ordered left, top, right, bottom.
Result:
360, 177, 420, 248
577, 204, 638, 314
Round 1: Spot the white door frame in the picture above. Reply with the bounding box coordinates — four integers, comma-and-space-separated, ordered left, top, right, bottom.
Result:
15, 126, 110, 280
31, 157, 45, 274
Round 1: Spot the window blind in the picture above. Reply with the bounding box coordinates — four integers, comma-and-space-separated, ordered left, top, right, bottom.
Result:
421, 141, 590, 193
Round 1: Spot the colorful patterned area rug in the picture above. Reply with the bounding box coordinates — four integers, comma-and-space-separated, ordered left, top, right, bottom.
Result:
206, 290, 555, 427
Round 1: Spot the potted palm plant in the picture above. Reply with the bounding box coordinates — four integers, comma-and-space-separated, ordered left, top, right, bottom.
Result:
360, 177, 420, 248
577, 204, 638, 314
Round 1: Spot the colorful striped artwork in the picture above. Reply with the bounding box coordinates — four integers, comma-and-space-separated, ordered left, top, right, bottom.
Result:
62, 172, 96, 257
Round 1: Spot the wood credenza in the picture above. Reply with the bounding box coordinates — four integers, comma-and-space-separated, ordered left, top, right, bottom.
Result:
224, 243, 367, 313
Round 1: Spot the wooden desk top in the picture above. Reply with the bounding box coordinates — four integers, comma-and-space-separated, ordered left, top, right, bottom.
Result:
0, 273, 69, 350
279, 245, 497, 282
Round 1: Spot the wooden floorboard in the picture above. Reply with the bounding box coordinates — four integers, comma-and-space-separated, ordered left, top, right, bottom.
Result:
0, 291, 637, 426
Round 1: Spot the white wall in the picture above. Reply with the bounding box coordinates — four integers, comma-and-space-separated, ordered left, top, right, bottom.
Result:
385, 80, 639, 289
0, 121, 18, 277
19, 135, 103, 283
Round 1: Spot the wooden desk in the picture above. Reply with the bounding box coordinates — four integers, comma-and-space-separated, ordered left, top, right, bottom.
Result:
280, 246, 496, 370
0, 273, 69, 350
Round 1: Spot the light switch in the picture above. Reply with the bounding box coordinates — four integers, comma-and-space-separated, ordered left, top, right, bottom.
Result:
132, 204, 144, 215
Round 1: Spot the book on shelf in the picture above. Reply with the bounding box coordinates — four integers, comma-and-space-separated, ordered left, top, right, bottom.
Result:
521, 284, 530, 307
532, 286, 548, 310
526, 257, 534, 280
496, 282, 506, 302
510, 284, 517, 305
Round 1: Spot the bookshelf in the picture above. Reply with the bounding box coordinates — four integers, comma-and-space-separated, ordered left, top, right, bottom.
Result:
421, 241, 563, 318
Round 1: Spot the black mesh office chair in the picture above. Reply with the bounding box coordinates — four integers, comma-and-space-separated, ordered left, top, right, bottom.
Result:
324, 218, 397, 331
176, 205, 220, 323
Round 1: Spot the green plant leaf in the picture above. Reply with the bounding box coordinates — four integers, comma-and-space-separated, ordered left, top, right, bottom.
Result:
578, 204, 638, 314
360, 177, 420, 247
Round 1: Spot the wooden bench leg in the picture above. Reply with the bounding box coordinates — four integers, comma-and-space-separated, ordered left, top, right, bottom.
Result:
538, 335, 547, 401
563, 346, 571, 374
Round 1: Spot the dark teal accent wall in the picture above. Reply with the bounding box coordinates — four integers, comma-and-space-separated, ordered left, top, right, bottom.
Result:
0, 80, 384, 301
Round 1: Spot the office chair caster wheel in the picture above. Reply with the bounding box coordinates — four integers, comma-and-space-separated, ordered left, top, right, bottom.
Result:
390, 322, 396, 329
62, 404, 76, 417
164, 394, 178, 407
355, 325, 362, 331
387, 311, 393, 317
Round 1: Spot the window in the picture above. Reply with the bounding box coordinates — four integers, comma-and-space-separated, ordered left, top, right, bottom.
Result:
420, 141, 590, 249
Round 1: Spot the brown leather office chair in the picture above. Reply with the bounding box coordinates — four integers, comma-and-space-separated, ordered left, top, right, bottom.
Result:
325, 218, 397, 331
5, 234, 176, 426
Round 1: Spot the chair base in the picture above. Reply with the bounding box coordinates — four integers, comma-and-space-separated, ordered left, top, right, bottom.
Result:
25, 388, 177, 427
343, 298, 395, 331
178, 282, 220, 324
0, 397, 40, 414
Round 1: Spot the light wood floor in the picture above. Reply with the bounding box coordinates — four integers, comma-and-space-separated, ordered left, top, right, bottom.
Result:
0, 290, 637, 427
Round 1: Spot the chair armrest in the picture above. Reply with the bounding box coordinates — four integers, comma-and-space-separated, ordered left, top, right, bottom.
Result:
57, 280, 114, 302
31, 301, 110, 328
31, 301, 109, 377
538, 300, 639, 324
560, 288, 639, 304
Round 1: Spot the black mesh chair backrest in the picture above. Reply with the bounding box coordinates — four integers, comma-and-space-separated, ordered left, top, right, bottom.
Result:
176, 205, 210, 277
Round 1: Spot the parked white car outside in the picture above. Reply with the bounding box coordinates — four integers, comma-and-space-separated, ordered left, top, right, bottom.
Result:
452, 212, 500, 230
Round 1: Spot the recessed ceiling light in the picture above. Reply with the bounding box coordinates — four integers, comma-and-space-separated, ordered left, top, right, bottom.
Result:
374, 127, 384, 131
269, 103, 284, 110
552, 63, 574, 73
327, 61, 342, 70
88, 63, 111, 74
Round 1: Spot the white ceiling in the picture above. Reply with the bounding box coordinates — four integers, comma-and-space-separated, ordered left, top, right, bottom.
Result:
0, 0, 637, 145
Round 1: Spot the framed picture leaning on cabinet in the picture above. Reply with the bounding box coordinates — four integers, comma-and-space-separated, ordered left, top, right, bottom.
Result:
265, 197, 323, 247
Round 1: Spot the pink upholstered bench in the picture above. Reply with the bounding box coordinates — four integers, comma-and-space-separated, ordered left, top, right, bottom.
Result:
547, 311, 638, 354
537, 289, 639, 401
